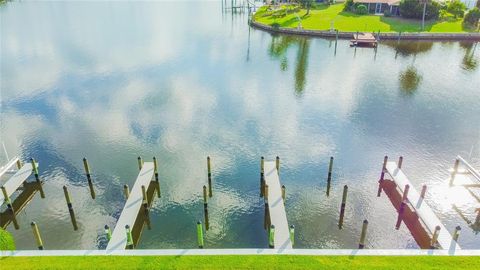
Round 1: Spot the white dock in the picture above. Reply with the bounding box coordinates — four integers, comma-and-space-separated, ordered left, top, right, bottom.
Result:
0, 157, 19, 178
450, 155, 480, 185
386, 161, 461, 250
106, 162, 154, 251
264, 161, 292, 249
0, 162, 35, 206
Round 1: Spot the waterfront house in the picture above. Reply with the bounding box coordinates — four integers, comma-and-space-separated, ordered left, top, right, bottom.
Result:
353, 0, 401, 15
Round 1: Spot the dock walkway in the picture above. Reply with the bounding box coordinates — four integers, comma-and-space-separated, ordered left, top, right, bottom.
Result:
1, 162, 35, 205
385, 161, 461, 250
264, 161, 292, 249
106, 162, 154, 251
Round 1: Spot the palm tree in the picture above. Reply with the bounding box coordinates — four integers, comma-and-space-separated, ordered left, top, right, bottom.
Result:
421, 0, 429, 31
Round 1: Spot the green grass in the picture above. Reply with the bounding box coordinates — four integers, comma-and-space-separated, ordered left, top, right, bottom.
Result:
0, 228, 15, 251
254, 4, 471, 33
1, 255, 480, 269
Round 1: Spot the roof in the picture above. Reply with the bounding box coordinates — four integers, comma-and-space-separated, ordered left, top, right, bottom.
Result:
353, 0, 400, 5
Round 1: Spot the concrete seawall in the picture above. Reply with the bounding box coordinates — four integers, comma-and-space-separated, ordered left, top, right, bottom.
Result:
250, 20, 480, 41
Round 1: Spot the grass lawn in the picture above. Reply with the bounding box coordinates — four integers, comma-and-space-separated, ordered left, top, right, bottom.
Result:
254, 4, 471, 33
1, 255, 480, 269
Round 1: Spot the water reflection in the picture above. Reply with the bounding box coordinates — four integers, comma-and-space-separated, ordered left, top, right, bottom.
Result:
399, 66, 422, 95
459, 42, 478, 71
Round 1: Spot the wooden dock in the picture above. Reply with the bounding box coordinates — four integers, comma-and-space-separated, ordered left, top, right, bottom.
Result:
106, 162, 155, 251
264, 161, 292, 249
350, 32, 377, 47
1, 161, 36, 205
385, 161, 461, 250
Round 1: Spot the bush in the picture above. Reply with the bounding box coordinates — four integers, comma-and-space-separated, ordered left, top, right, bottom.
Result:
344, 0, 354, 11
271, 22, 281, 29
399, 0, 440, 20
0, 228, 15, 250
356, 4, 368, 15
463, 8, 480, 27
446, 0, 466, 18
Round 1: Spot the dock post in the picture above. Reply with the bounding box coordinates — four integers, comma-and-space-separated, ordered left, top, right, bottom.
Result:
377, 30, 380, 41
207, 156, 212, 197
396, 200, 407, 230
31, 222, 44, 250
377, 156, 388, 197
143, 199, 151, 230
260, 157, 265, 197
264, 201, 270, 230
264, 184, 269, 203
281, 185, 286, 204
276, 156, 280, 173
204, 206, 210, 231
452, 226, 461, 242
420, 184, 427, 199
401, 184, 410, 202
125, 225, 134, 249
31, 158, 45, 198
137, 156, 143, 171
141, 185, 148, 207
197, 221, 204, 248
449, 158, 460, 186
398, 156, 403, 169
82, 158, 95, 199
475, 208, 480, 224
289, 225, 295, 247
203, 185, 208, 207
16, 159, 22, 169
397, 31, 402, 45
1, 186, 10, 205
7, 204, 19, 230
339, 185, 348, 229
104, 225, 112, 241
123, 184, 130, 199
359, 219, 368, 249
153, 156, 160, 198
268, 224, 275, 248
327, 156, 334, 196
430, 226, 441, 249
63, 186, 78, 230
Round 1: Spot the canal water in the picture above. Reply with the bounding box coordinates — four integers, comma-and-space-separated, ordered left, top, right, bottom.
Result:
1, 1, 479, 250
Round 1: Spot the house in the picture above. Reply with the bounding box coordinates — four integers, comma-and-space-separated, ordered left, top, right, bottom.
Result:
353, 0, 401, 15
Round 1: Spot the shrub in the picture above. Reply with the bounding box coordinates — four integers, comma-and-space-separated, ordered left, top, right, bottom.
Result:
446, 0, 466, 18
463, 7, 480, 27
0, 228, 15, 250
399, 0, 440, 20
356, 4, 368, 15
271, 22, 281, 29
344, 0, 354, 11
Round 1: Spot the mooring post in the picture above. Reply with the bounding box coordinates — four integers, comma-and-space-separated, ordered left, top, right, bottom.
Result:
398, 156, 403, 169
396, 200, 407, 230
82, 158, 95, 199
431, 226, 441, 249
260, 156, 265, 197
377, 156, 388, 197
269, 224, 275, 248
327, 156, 334, 196
63, 186, 78, 230
7, 204, 19, 230
265, 184, 269, 203
125, 225, 134, 249
153, 156, 160, 198
104, 225, 112, 241
137, 156, 143, 171
207, 156, 212, 197
123, 184, 130, 199
31, 221, 44, 250
276, 156, 280, 173
141, 185, 148, 207
203, 185, 208, 207
475, 208, 480, 224
452, 226, 461, 242
264, 201, 270, 230
204, 206, 210, 231
449, 158, 460, 186
420, 184, 427, 199
359, 219, 369, 249
1, 186, 10, 206
197, 221, 204, 248
281, 185, 286, 204
31, 158, 45, 198
402, 184, 410, 202
143, 199, 151, 230
339, 185, 348, 229
16, 159, 22, 169
289, 225, 295, 247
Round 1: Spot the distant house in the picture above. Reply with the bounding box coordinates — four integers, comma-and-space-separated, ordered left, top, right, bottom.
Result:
353, 0, 400, 15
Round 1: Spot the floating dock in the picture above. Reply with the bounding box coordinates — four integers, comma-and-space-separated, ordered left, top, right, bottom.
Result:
106, 162, 155, 251
264, 161, 292, 249
384, 160, 461, 250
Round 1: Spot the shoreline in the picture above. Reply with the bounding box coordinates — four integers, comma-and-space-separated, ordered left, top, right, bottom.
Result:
250, 20, 480, 41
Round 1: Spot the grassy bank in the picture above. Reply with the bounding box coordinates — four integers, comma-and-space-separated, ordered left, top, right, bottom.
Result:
254, 4, 471, 33
1, 255, 480, 269
0, 228, 15, 251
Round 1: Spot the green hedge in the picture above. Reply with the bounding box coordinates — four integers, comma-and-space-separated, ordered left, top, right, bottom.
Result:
0, 228, 16, 250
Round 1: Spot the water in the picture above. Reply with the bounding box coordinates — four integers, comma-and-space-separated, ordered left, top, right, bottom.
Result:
1, 1, 479, 250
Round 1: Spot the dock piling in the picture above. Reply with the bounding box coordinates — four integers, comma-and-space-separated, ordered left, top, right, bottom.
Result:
104, 225, 112, 241
398, 156, 403, 169
63, 186, 78, 230
197, 221, 204, 248
327, 157, 334, 196
289, 225, 295, 247
395, 200, 407, 230
207, 156, 212, 197
16, 159, 22, 169
449, 158, 460, 186
137, 156, 143, 171
334, 30, 338, 55
339, 185, 348, 229
431, 226, 441, 249
265, 184, 269, 203
125, 225, 134, 249
123, 184, 130, 199
377, 156, 388, 197
204, 206, 210, 231
31, 222, 44, 250
281, 185, 286, 204
420, 184, 427, 199
402, 184, 410, 202
203, 185, 208, 207
475, 208, 480, 224
82, 158, 95, 199
1, 186, 10, 205
359, 219, 369, 249
268, 225, 275, 248
260, 157, 265, 197
141, 185, 147, 206
31, 158, 45, 198
7, 204, 19, 230
153, 157, 161, 198
452, 226, 461, 242
276, 156, 280, 173
264, 202, 270, 230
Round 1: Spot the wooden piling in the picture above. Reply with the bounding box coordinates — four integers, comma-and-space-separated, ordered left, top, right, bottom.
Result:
143, 200, 151, 230
475, 208, 480, 224
83, 158, 95, 199
31, 158, 45, 198
1, 186, 10, 205
420, 184, 427, 199
289, 225, 295, 247
137, 156, 143, 171
327, 157, 333, 196
265, 184, 269, 203
398, 156, 403, 169
63, 186, 78, 230
125, 225, 134, 249
16, 159, 22, 169
31, 221, 44, 250
260, 157, 265, 197
377, 156, 388, 197
452, 226, 461, 242
203, 185, 208, 207
431, 225, 441, 249
276, 156, 280, 173
396, 200, 407, 230
123, 184, 130, 199
449, 158, 460, 186
268, 224, 275, 248
153, 157, 160, 198
339, 185, 348, 229
207, 156, 212, 198
141, 185, 147, 207
359, 219, 368, 249
104, 225, 112, 241
7, 204, 19, 230
264, 202, 270, 230
197, 221, 204, 248
204, 206, 210, 231
401, 184, 410, 202
281, 185, 286, 203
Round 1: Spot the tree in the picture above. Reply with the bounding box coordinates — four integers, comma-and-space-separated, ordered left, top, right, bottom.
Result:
399, 0, 440, 21
477, 0, 480, 9
463, 7, 480, 28
297, 0, 314, 15
447, 0, 467, 18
